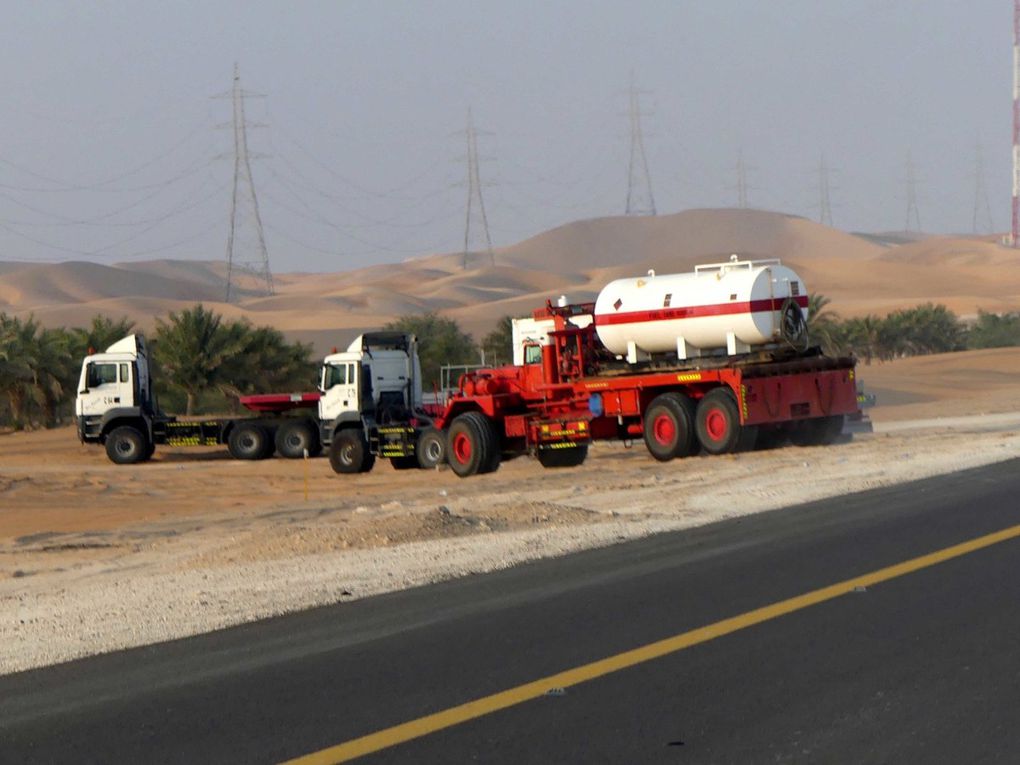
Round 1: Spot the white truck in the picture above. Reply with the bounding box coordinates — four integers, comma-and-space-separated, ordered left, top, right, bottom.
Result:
75, 332, 444, 468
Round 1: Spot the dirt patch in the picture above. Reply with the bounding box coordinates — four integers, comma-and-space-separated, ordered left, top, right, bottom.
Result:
3, 348, 1020, 674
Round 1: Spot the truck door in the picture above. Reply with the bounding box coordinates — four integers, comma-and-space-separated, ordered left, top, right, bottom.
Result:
77, 361, 132, 417
319, 361, 360, 420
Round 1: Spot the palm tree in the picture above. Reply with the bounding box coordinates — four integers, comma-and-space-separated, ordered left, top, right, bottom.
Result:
34, 327, 75, 426
153, 305, 249, 415
0, 314, 63, 428
843, 315, 882, 365
0, 315, 37, 427
805, 294, 840, 355
72, 315, 136, 358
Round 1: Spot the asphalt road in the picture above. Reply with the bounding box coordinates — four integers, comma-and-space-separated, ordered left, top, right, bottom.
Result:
4, 459, 1020, 764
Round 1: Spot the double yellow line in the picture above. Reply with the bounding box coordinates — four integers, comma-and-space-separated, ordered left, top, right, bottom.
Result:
283, 521, 1020, 764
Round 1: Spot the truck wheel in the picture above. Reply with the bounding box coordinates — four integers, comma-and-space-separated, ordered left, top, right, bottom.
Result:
329, 429, 375, 474
416, 427, 446, 469
791, 415, 845, 447
643, 392, 697, 461
695, 388, 743, 455
537, 444, 589, 469
447, 411, 499, 477
105, 426, 147, 465
275, 420, 320, 459
228, 424, 271, 460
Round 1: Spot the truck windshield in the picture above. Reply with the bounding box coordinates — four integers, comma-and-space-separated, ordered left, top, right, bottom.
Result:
87, 363, 118, 388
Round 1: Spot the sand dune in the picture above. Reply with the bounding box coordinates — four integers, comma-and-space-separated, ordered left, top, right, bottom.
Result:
3, 209, 1020, 353
0, 261, 223, 308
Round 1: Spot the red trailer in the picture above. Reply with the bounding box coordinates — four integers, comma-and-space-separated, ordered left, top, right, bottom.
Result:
433, 298, 859, 477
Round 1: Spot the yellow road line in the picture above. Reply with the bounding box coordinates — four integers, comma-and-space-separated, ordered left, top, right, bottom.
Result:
281, 521, 1020, 765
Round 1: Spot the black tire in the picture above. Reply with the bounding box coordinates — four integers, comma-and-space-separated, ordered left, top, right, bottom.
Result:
790, 415, 845, 447
228, 423, 271, 460
390, 456, 418, 470
329, 428, 375, 474
105, 426, 147, 465
537, 444, 589, 469
416, 427, 446, 469
275, 420, 320, 459
695, 388, 744, 455
642, 392, 697, 462
446, 411, 499, 477
141, 439, 156, 462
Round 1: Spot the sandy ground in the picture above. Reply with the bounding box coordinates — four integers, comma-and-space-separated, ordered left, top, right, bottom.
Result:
3, 348, 1020, 675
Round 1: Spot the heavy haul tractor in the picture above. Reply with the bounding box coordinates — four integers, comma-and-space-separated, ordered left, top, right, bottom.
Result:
425, 256, 862, 477
75, 332, 443, 467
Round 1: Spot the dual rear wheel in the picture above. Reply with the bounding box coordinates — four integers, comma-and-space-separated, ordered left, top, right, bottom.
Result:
642, 388, 757, 461
228, 424, 275, 460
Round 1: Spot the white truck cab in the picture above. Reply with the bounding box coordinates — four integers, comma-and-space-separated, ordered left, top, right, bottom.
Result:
318, 332, 444, 475
511, 314, 593, 366
318, 332, 423, 426
76, 335, 154, 433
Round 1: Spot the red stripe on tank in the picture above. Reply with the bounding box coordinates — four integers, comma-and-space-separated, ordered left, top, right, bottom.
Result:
594, 295, 808, 327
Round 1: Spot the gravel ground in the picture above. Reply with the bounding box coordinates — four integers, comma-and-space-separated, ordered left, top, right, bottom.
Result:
3, 413, 1020, 675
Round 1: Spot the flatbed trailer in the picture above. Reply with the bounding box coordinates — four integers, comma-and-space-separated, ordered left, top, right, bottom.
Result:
74, 335, 327, 464
79, 405, 324, 464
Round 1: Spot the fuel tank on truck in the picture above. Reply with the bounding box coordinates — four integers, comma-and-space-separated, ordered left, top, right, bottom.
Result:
593, 256, 809, 362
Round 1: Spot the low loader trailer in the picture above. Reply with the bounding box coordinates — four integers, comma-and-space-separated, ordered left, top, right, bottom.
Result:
328, 257, 862, 478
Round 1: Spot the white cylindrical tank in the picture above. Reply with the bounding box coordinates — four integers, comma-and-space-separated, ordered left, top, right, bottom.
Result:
593, 257, 808, 359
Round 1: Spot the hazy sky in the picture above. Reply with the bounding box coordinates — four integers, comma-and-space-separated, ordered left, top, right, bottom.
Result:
0, 1, 1010, 272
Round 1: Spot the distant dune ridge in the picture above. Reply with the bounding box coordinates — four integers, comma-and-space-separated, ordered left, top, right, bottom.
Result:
2, 208, 1019, 354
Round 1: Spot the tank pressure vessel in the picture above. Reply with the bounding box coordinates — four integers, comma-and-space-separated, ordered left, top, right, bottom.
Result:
593, 256, 809, 361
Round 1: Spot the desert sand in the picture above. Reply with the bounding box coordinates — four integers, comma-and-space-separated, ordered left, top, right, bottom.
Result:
3, 347, 1020, 674
3, 209, 1020, 352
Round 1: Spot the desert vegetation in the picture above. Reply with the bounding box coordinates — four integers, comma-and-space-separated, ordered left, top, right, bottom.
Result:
0, 307, 314, 429
807, 296, 1017, 363
4, 300, 1020, 430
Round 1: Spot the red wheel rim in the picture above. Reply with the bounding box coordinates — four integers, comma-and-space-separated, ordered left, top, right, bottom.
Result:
452, 432, 472, 463
705, 408, 728, 441
652, 413, 676, 445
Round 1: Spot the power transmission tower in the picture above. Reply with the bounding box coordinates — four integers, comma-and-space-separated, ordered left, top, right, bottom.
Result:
973, 143, 995, 235
460, 107, 494, 269
817, 154, 834, 227
625, 73, 656, 216
904, 151, 921, 233
736, 149, 750, 209
216, 64, 273, 302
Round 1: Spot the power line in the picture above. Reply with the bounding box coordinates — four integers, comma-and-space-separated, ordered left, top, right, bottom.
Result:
215, 64, 273, 302
0, 140, 213, 194
624, 72, 656, 216
0, 174, 225, 228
